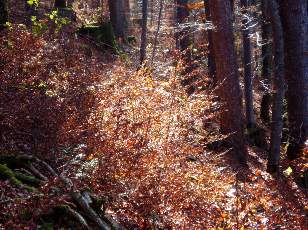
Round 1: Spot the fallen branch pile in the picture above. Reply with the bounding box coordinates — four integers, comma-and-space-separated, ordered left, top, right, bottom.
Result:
0, 154, 125, 230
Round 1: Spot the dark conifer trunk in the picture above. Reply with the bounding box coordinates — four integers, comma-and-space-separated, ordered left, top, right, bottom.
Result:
208, 0, 247, 163
280, 0, 308, 160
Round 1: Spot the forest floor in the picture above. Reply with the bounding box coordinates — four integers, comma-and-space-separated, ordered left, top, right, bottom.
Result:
0, 13, 307, 229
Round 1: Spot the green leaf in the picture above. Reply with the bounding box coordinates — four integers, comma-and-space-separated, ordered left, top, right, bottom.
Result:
283, 166, 293, 176
27, 0, 34, 6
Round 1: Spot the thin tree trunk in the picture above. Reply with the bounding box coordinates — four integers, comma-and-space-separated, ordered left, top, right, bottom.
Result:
259, 0, 272, 123
263, 0, 285, 173
140, 0, 148, 64
203, 0, 216, 83
280, 0, 308, 160
208, 0, 247, 163
150, 0, 154, 26
240, 0, 255, 128
175, 0, 190, 61
0, 0, 8, 30
150, 0, 164, 66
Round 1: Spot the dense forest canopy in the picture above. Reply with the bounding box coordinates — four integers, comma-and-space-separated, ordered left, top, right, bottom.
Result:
0, 0, 307, 229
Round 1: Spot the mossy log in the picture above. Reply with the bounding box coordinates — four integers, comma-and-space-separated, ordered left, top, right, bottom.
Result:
14, 171, 42, 187
0, 164, 36, 191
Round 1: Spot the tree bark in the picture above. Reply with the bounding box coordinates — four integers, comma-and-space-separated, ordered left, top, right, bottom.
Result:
0, 0, 8, 30
108, 0, 128, 38
150, 0, 164, 66
176, 0, 190, 62
279, 0, 308, 160
140, 0, 148, 64
203, 0, 216, 83
240, 0, 255, 128
259, 0, 272, 123
208, 0, 247, 163
262, 0, 285, 173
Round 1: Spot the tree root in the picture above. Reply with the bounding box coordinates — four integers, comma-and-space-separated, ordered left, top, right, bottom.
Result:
0, 153, 125, 229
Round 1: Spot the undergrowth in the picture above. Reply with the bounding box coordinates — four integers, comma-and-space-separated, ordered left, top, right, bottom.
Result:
0, 27, 306, 229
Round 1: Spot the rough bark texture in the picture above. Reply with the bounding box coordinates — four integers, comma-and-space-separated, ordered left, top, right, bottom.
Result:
108, 0, 128, 38
140, 0, 148, 64
0, 0, 8, 30
241, 0, 255, 128
208, 0, 247, 163
204, 0, 216, 83
176, 0, 190, 61
262, 0, 285, 173
279, 0, 308, 160
150, 0, 164, 65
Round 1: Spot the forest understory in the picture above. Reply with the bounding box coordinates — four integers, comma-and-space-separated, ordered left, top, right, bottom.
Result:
0, 0, 307, 229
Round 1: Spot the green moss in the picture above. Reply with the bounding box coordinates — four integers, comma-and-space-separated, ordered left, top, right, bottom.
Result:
0, 164, 36, 191
77, 21, 119, 53
0, 163, 15, 179
14, 171, 42, 187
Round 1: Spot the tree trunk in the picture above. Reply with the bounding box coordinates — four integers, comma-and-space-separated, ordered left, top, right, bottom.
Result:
263, 0, 285, 173
203, 0, 216, 83
259, 0, 272, 123
0, 0, 8, 30
150, 0, 164, 66
208, 0, 247, 163
140, 0, 148, 64
108, 0, 128, 39
176, 0, 190, 62
240, 0, 255, 128
280, 0, 308, 160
